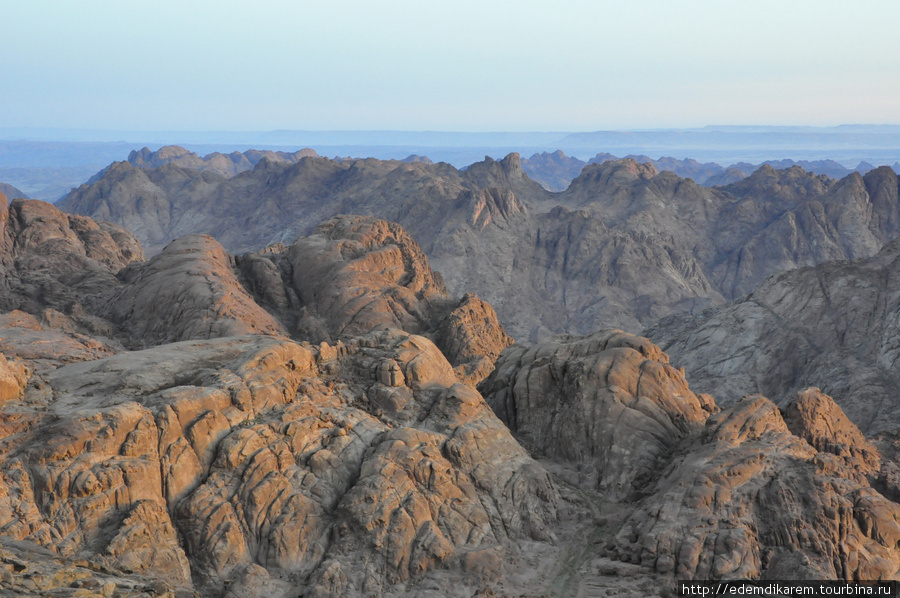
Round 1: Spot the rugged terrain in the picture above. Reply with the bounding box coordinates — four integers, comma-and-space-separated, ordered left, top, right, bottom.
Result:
520, 150, 895, 191
3, 194, 900, 596
124, 146, 320, 178
60, 150, 900, 343
647, 235, 900, 435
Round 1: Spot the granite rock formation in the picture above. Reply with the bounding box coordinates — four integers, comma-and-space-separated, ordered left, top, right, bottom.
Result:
60, 153, 900, 341
608, 393, 900, 581
647, 235, 900, 434
4, 200, 900, 593
481, 330, 713, 499
481, 333, 900, 582
0, 203, 562, 596
104, 234, 288, 347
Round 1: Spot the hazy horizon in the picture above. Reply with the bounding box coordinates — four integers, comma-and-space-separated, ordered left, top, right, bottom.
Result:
5, 1, 899, 132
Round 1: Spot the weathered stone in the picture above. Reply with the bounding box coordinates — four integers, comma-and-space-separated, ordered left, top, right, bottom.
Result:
482, 329, 708, 499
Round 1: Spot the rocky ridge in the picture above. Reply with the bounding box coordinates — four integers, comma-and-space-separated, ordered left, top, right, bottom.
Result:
126, 146, 319, 178
59, 152, 900, 342
647, 235, 900, 434
521, 151, 894, 191
0, 182, 28, 201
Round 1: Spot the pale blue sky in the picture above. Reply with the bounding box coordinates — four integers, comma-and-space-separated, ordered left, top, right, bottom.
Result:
3, 0, 899, 131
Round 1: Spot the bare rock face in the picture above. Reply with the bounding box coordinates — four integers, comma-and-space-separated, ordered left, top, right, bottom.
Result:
481, 330, 711, 500
10, 191, 900, 592
610, 394, 900, 581
782, 388, 881, 477
0, 352, 29, 403
0, 329, 561, 597
0, 310, 117, 373
0, 197, 144, 325
0, 205, 562, 596
480, 331, 900, 582
288, 215, 453, 341
0, 534, 191, 597
648, 236, 900, 434
435, 292, 513, 386
104, 234, 287, 347
60, 154, 900, 340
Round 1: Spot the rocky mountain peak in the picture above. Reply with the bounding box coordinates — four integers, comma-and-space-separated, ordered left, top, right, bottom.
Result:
568, 158, 659, 191
461, 153, 545, 197
782, 387, 881, 475
5, 194, 900, 591
724, 162, 833, 201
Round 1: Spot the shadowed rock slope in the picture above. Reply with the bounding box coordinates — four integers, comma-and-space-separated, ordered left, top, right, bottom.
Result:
0, 182, 28, 200
61, 153, 900, 340
647, 236, 900, 434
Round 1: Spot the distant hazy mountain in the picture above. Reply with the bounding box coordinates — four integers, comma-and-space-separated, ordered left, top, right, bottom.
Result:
0, 182, 27, 201
521, 150, 899, 190
126, 145, 319, 177
519, 150, 586, 191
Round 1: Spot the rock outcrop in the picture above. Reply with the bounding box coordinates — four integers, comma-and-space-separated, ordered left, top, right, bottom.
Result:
648, 236, 900, 433
782, 388, 881, 477
10, 178, 900, 594
435, 293, 513, 386
0, 327, 562, 596
0, 195, 144, 338
286, 216, 453, 340
104, 235, 287, 347
482, 330, 712, 499
480, 332, 900, 582
0, 352, 29, 403
609, 394, 900, 581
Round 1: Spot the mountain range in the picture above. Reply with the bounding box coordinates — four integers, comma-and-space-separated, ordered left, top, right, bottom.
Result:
4, 192, 900, 595
521, 149, 898, 191
2, 132, 900, 595
59, 147, 900, 345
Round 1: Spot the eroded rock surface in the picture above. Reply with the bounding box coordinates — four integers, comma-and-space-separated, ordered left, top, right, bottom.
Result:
0, 196, 144, 325
287, 216, 452, 340
648, 236, 900, 433
104, 235, 287, 347
609, 394, 900, 581
0, 352, 29, 403
482, 330, 712, 499
0, 331, 562, 597
435, 293, 513, 386
5, 199, 900, 594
